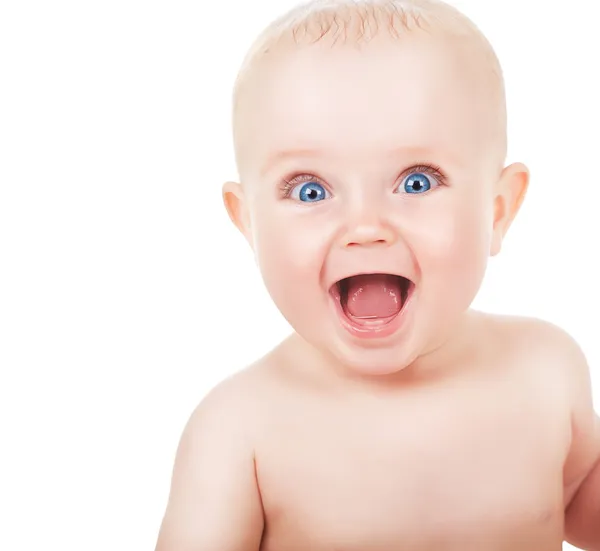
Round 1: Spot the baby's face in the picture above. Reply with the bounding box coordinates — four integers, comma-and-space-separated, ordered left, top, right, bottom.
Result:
227, 32, 522, 375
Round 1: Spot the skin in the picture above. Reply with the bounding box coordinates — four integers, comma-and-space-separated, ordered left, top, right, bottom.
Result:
155, 26, 600, 551
228, 30, 513, 378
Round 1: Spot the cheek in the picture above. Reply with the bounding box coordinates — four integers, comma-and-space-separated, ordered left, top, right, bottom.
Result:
250, 208, 330, 317
253, 212, 323, 272
410, 197, 493, 298
441, 205, 491, 265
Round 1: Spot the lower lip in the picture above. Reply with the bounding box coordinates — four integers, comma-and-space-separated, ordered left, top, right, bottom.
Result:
329, 285, 415, 340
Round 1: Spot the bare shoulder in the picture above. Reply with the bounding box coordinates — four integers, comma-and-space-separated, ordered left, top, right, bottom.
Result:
474, 311, 590, 424
479, 312, 599, 499
175, 356, 281, 463
467, 313, 591, 422
478, 311, 587, 369
183, 339, 301, 439
155, 362, 276, 551
189, 362, 271, 428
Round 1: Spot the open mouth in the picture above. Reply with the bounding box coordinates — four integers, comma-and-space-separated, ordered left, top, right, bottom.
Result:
329, 273, 415, 337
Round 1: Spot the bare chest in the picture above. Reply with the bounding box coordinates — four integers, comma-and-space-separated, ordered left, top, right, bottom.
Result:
256, 381, 569, 550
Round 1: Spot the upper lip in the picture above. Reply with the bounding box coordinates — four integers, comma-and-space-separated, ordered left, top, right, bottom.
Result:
326, 271, 414, 293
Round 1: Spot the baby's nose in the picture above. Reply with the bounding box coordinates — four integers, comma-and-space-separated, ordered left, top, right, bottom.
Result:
340, 211, 396, 248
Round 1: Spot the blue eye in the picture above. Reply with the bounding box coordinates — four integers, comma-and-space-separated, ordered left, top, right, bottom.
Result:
398, 172, 437, 194
292, 181, 330, 203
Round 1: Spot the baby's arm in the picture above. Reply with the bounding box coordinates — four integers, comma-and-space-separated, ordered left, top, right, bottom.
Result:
559, 331, 600, 550
154, 378, 264, 551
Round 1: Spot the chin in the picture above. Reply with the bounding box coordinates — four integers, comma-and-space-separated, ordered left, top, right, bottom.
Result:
327, 331, 423, 375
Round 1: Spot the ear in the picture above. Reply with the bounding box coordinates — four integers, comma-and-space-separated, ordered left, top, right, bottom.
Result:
222, 181, 253, 246
490, 162, 529, 256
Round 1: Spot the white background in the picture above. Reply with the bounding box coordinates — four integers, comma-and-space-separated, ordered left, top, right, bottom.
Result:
0, 1, 598, 549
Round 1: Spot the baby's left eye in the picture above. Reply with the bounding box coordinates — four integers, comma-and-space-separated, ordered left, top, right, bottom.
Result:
396, 172, 439, 194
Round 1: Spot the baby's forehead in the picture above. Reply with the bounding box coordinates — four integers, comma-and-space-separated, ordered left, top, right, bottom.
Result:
232, 0, 507, 175
238, 44, 502, 172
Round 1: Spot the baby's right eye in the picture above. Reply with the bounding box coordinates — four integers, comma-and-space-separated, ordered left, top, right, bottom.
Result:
288, 181, 331, 203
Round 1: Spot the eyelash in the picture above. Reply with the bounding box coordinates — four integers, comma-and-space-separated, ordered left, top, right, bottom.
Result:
278, 163, 448, 198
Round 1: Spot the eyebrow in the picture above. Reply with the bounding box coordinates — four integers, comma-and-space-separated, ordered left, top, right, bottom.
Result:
259, 148, 322, 177
259, 145, 462, 177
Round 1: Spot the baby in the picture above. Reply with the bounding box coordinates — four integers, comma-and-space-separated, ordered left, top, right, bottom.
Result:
155, 0, 600, 549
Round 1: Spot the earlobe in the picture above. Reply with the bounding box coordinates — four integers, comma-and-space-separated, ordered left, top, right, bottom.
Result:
490, 162, 529, 256
222, 181, 253, 245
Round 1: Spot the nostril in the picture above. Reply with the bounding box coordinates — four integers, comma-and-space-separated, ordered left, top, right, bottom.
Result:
346, 239, 388, 247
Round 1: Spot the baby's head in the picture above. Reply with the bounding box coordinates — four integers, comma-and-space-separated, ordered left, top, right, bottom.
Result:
223, 0, 529, 376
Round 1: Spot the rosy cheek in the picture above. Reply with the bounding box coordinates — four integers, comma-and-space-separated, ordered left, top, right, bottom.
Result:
437, 211, 491, 294
254, 213, 324, 280
405, 200, 490, 292
451, 210, 487, 253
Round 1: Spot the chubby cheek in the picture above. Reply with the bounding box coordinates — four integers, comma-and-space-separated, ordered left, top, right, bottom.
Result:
413, 198, 493, 311
251, 209, 331, 326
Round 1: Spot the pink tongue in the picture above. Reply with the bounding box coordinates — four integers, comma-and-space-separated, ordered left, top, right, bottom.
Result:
344, 274, 402, 318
